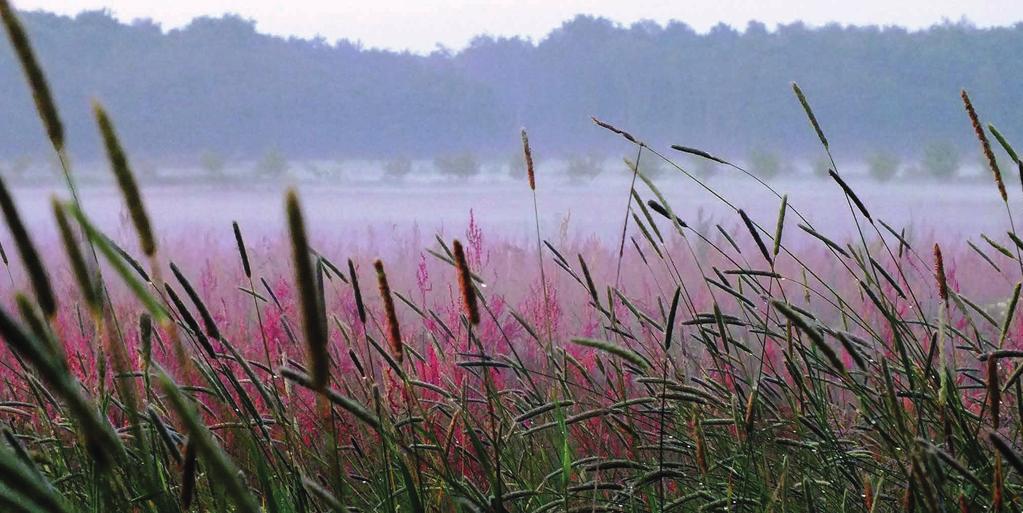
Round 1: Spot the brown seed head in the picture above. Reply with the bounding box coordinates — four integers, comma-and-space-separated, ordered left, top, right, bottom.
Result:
743, 386, 757, 434
693, 416, 707, 475
591, 116, 640, 145
520, 129, 535, 190
933, 243, 948, 302
863, 477, 874, 512
452, 240, 480, 325
374, 259, 402, 363
962, 90, 1006, 202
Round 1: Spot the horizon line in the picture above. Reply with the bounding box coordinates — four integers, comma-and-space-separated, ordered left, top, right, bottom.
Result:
17, 7, 1022, 56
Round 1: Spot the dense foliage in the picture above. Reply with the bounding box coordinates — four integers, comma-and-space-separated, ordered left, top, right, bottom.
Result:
1, 10, 1022, 162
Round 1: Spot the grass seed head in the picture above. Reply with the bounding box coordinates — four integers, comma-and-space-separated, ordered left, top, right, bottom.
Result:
0, 0, 63, 151
0, 176, 56, 317
232, 221, 251, 278
962, 89, 1006, 202
95, 102, 156, 256
828, 169, 872, 221
52, 198, 99, 313
988, 357, 1000, 429
287, 188, 328, 388
452, 239, 480, 325
521, 128, 536, 190
591, 116, 640, 145
792, 82, 828, 149
348, 258, 367, 324
933, 243, 948, 302
863, 476, 874, 512
375, 259, 403, 363
738, 209, 773, 266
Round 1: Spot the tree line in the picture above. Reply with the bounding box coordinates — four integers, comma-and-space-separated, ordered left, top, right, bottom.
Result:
1, 10, 1020, 167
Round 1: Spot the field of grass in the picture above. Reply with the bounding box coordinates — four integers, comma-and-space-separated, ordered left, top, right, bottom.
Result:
2, 2, 1023, 512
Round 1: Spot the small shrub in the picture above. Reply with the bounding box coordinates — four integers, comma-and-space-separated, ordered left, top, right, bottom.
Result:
921, 141, 959, 179
434, 152, 480, 179
867, 151, 899, 182
199, 150, 226, 178
256, 148, 289, 178
811, 155, 831, 179
565, 153, 605, 183
3, 155, 31, 180
135, 159, 159, 180
636, 154, 668, 179
748, 148, 783, 179
384, 156, 413, 180
690, 157, 717, 180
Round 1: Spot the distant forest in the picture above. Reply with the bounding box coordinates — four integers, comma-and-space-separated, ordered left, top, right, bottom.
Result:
1, 10, 1021, 165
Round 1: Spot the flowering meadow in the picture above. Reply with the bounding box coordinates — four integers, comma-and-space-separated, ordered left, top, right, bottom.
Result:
3, 1, 1023, 512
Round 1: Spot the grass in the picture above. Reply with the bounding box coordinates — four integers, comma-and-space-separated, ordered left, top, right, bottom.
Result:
1, 2, 1023, 512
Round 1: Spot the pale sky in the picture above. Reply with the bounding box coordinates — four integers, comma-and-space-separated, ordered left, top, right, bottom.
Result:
14, 0, 1023, 53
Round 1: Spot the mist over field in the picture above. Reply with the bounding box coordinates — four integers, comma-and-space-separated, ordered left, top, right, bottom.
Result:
2, 171, 1010, 247
0, 9, 1018, 244
0, 10, 1018, 245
